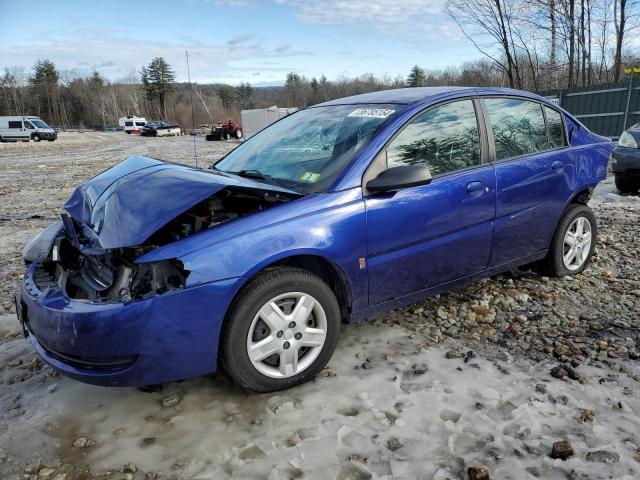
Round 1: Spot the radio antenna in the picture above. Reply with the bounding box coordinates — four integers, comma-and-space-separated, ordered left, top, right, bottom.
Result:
186, 50, 198, 167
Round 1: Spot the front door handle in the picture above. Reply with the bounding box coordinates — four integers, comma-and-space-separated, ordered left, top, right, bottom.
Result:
551, 160, 564, 170
466, 181, 485, 196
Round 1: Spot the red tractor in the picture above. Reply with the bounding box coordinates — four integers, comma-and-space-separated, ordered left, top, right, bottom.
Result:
205, 120, 243, 141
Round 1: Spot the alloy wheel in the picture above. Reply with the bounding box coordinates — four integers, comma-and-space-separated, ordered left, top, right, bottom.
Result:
246, 292, 327, 378
562, 216, 592, 271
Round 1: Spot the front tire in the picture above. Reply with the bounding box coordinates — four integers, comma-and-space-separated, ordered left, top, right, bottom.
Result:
544, 204, 597, 277
221, 267, 341, 392
615, 174, 639, 194
32, 134, 41, 142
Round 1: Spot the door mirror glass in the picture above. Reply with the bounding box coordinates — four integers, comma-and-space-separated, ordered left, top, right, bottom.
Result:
366, 165, 432, 192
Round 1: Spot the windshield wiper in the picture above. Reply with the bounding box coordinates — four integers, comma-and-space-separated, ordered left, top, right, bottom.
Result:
225, 169, 284, 187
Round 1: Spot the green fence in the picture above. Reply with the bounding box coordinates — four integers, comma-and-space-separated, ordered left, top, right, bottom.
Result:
537, 73, 640, 139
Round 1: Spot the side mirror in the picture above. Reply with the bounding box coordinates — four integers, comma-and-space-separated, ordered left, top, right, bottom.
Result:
366, 165, 432, 193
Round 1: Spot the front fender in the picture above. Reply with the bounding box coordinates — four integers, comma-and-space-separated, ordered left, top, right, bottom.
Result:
138, 188, 369, 312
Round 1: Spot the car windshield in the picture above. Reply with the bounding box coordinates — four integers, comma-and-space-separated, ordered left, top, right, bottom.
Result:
214, 104, 398, 193
31, 119, 49, 128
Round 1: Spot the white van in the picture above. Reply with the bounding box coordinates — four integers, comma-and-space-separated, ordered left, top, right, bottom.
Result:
0, 116, 57, 142
122, 116, 146, 134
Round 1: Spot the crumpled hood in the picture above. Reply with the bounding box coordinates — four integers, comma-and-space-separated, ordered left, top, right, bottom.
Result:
64, 155, 297, 249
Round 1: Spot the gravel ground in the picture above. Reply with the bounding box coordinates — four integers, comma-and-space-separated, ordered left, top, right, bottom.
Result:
0, 133, 638, 480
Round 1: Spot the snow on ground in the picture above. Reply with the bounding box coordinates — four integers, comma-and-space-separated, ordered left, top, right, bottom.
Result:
2, 315, 639, 480
0, 134, 639, 479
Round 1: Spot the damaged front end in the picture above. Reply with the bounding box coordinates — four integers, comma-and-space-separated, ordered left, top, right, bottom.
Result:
25, 182, 298, 304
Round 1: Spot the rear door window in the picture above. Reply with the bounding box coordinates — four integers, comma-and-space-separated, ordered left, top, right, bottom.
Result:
484, 98, 548, 160
544, 106, 566, 148
8, 121, 22, 129
386, 99, 481, 176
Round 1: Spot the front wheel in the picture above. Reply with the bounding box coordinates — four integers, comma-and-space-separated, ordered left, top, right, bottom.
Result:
221, 267, 341, 392
544, 204, 597, 277
32, 134, 41, 142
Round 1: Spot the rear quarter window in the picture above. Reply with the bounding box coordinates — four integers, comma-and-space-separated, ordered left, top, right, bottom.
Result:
8, 121, 22, 129
544, 106, 566, 148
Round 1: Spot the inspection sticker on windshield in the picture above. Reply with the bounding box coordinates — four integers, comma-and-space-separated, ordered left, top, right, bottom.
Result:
348, 108, 395, 119
300, 172, 321, 183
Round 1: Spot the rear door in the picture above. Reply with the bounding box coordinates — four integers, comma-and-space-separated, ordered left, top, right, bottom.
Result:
481, 97, 572, 266
365, 98, 496, 305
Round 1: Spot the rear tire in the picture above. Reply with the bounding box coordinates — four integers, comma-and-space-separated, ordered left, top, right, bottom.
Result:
235, 129, 243, 139
615, 174, 639, 193
221, 267, 341, 392
544, 204, 597, 277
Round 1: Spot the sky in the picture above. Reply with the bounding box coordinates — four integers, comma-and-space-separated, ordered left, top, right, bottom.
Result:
0, 0, 481, 86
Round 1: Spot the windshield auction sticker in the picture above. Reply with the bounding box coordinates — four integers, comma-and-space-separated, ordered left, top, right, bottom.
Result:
348, 108, 396, 119
300, 172, 321, 183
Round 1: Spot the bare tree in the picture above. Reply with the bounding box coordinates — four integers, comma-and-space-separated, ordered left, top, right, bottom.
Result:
447, 0, 522, 88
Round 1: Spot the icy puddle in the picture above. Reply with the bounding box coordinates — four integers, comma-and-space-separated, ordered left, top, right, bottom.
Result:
1, 319, 639, 479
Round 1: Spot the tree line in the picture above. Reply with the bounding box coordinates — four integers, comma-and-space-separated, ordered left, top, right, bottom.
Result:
0, 0, 638, 129
447, 0, 639, 90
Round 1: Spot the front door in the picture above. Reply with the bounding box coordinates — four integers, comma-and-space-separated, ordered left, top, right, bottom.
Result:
365, 99, 496, 305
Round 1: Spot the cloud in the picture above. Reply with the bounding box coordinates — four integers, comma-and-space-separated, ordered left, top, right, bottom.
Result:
274, 0, 445, 26
0, 34, 306, 84
275, 44, 290, 53
226, 34, 253, 46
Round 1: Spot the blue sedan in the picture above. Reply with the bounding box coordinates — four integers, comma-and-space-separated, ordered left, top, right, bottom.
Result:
17, 87, 612, 392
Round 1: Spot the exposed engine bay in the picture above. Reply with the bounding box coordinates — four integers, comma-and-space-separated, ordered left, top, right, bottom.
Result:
30, 187, 297, 303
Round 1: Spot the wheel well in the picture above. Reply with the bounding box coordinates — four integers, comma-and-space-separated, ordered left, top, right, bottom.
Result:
570, 188, 593, 205
268, 255, 352, 322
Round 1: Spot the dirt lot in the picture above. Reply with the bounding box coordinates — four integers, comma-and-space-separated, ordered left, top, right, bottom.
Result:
0, 133, 639, 480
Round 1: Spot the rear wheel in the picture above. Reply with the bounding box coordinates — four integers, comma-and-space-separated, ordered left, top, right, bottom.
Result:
544, 204, 597, 277
615, 174, 639, 194
235, 129, 243, 139
221, 267, 340, 392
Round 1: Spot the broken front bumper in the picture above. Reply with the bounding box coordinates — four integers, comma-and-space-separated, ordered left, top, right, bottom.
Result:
18, 262, 242, 386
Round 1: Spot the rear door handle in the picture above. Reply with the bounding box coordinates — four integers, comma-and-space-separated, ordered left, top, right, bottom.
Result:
466, 181, 485, 196
551, 160, 564, 170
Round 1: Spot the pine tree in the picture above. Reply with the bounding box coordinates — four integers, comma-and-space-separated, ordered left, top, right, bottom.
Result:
407, 65, 426, 87
88, 70, 104, 90
141, 57, 175, 119
29, 59, 59, 121
285, 72, 303, 106
217, 85, 235, 112
310, 77, 319, 104
236, 82, 254, 109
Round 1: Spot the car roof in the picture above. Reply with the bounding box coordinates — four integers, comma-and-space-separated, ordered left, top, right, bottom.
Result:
314, 86, 548, 107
